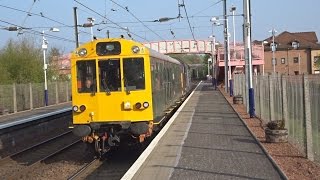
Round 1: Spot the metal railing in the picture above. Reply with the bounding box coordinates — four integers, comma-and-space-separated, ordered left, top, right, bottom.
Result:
0, 81, 71, 115
234, 74, 320, 163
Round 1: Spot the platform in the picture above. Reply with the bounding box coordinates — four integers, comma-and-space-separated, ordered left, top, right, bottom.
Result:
0, 102, 71, 129
123, 82, 286, 180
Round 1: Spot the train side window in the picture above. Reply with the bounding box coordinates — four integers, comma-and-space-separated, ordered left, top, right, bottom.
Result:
98, 59, 121, 92
76, 60, 97, 93
123, 57, 145, 91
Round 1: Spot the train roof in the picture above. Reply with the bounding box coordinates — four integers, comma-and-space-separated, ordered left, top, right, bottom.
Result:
74, 38, 182, 65
147, 48, 182, 65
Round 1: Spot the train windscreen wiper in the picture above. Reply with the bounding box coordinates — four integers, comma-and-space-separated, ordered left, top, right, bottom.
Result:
124, 77, 130, 94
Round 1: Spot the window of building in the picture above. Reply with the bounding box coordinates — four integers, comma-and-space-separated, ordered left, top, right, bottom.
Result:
293, 57, 299, 63
314, 56, 320, 63
294, 71, 299, 75
281, 58, 285, 64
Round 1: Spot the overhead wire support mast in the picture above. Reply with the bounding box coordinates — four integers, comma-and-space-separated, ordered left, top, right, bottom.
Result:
243, 0, 255, 118
223, 0, 229, 93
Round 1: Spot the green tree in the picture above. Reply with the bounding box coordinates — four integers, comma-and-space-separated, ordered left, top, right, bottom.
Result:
168, 53, 203, 64
0, 37, 65, 84
0, 38, 43, 84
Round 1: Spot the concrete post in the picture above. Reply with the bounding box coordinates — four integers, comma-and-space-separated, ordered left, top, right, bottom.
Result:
259, 76, 264, 119
66, 81, 69, 102
29, 83, 33, 110
281, 75, 288, 129
303, 75, 314, 161
55, 82, 59, 104
269, 74, 274, 121
13, 83, 17, 113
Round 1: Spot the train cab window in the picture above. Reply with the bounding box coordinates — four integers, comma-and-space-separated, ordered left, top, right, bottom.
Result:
76, 60, 97, 93
123, 58, 145, 91
99, 59, 121, 92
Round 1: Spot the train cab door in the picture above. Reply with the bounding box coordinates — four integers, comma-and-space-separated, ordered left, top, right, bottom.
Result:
97, 58, 123, 121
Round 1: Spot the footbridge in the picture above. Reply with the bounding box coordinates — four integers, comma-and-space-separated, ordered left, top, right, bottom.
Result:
143, 39, 265, 74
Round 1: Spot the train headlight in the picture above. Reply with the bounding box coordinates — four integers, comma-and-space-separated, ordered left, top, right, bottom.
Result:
143, 102, 149, 108
135, 102, 142, 109
78, 48, 87, 57
106, 44, 115, 51
131, 46, 140, 53
80, 105, 86, 112
72, 105, 79, 112
124, 101, 131, 110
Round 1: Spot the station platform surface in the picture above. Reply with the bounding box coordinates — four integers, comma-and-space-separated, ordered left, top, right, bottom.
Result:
0, 102, 71, 127
128, 82, 285, 180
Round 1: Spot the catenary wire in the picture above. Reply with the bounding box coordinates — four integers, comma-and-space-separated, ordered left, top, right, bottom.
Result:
109, 0, 167, 41
74, 0, 149, 42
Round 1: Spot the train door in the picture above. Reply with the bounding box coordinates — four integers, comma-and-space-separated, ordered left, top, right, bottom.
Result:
97, 58, 123, 121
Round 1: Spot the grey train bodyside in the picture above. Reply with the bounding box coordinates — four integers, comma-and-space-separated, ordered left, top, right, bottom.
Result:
148, 49, 191, 124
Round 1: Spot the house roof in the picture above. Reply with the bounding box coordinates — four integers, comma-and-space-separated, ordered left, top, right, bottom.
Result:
261, 31, 320, 50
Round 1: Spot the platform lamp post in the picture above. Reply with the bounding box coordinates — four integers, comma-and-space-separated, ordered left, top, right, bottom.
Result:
261, 41, 269, 75
269, 28, 277, 74
209, 35, 218, 89
83, 17, 95, 41
207, 58, 212, 77
230, 5, 236, 61
42, 28, 60, 106
211, 17, 231, 94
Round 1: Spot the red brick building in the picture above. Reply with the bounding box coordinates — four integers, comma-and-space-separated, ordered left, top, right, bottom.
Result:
258, 31, 320, 75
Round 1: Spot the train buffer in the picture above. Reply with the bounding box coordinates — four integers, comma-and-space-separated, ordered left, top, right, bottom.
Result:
122, 82, 287, 180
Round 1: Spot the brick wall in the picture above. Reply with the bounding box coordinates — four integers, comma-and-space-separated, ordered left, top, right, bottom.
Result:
262, 49, 311, 75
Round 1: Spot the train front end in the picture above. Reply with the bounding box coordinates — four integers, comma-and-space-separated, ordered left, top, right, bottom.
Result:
70, 38, 153, 154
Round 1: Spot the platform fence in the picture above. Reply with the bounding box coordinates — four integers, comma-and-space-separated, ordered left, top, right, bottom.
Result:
234, 74, 320, 163
0, 81, 71, 114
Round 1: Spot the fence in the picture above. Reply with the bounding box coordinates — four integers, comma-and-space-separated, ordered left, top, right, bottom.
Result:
0, 81, 71, 114
234, 74, 320, 163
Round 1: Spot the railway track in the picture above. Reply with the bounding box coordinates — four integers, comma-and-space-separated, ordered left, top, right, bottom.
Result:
65, 83, 198, 179
0, 131, 81, 179
68, 158, 102, 180
67, 145, 145, 180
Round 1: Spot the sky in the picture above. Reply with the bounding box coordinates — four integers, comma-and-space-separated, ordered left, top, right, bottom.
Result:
0, 0, 319, 53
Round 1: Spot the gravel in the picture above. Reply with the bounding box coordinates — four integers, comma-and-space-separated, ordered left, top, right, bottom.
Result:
219, 87, 320, 180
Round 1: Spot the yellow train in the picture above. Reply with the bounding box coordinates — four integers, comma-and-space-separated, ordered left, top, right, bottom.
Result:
70, 38, 191, 154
